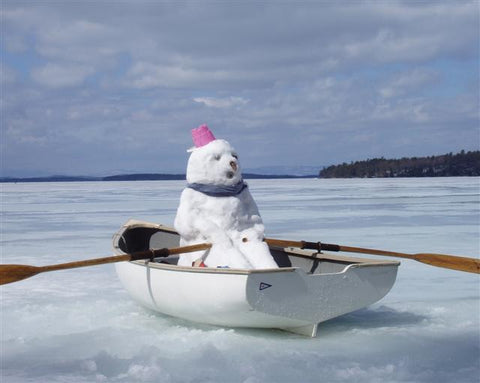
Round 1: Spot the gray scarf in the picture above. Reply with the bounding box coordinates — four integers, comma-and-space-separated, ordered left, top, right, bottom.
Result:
187, 181, 247, 197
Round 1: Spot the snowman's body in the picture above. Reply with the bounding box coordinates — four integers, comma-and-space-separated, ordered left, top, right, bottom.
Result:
174, 138, 278, 269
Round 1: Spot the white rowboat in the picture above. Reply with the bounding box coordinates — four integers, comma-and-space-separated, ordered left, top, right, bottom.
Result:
113, 220, 400, 336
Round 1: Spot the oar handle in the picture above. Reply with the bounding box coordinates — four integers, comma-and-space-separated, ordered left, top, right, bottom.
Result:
266, 239, 408, 257
265, 238, 341, 253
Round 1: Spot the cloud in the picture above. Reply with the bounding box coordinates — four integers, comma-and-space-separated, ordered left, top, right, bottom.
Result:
124, 62, 225, 89
0, 63, 17, 84
378, 68, 439, 99
31, 62, 95, 88
340, 2, 478, 63
2, 0, 478, 176
193, 96, 249, 108
5, 1, 475, 90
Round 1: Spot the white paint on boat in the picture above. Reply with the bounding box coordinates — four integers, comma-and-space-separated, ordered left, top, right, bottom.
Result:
114, 220, 399, 336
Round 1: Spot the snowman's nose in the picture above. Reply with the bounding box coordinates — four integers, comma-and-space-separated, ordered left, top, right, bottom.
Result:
230, 161, 238, 171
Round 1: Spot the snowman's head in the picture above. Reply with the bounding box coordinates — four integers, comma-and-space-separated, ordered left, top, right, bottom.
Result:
186, 139, 242, 186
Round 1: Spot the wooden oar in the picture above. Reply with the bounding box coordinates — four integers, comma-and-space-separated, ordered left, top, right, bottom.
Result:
265, 238, 480, 274
0, 243, 211, 286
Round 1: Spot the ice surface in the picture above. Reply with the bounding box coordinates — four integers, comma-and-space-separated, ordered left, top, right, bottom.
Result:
1, 178, 479, 382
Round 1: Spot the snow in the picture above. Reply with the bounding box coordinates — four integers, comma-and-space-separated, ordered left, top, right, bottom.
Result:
174, 138, 277, 268
1, 177, 479, 382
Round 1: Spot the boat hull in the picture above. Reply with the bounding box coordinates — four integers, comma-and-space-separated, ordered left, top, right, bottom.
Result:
114, 220, 399, 336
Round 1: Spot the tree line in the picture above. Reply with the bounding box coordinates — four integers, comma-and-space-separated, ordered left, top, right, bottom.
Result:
319, 150, 480, 178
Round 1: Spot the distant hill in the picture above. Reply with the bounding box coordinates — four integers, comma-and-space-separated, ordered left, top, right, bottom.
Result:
102, 173, 185, 181
0, 175, 101, 183
319, 150, 480, 178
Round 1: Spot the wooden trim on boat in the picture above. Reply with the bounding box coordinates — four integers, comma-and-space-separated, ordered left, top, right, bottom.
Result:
283, 247, 401, 267
116, 220, 400, 272
130, 259, 297, 275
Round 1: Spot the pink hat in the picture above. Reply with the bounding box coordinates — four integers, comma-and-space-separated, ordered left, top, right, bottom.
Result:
191, 124, 216, 148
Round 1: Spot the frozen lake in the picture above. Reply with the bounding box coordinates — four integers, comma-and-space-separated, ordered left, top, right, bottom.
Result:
1, 178, 479, 383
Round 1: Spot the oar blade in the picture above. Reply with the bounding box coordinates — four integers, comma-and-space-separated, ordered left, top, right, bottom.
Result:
0, 264, 41, 285
415, 253, 480, 274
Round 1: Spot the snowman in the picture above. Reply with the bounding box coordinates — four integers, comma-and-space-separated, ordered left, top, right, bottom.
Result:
174, 124, 278, 269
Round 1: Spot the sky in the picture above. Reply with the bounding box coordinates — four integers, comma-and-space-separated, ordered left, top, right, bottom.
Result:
1, 0, 479, 177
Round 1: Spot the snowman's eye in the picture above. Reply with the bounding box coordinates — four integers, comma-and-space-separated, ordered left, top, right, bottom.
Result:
214, 154, 221, 160
232, 153, 238, 159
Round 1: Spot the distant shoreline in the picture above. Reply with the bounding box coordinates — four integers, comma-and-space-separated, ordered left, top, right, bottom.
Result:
0, 173, 318, 183
319, 150, 479, 178
2, 173, 479, 183
3, 150, 479, 183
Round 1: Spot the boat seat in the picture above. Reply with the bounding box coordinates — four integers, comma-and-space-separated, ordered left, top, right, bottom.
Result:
270, 248, 292, 268
155, 255, 180, 265
118, 227, 161, 253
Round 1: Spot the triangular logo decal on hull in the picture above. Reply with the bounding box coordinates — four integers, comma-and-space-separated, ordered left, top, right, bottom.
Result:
259, 282, 272, 290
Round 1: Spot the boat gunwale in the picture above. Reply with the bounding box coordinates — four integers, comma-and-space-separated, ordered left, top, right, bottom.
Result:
113, 219, 401, 275
125, 255, 399, 276
127, 259, 296, 275
286, 249, 400, 268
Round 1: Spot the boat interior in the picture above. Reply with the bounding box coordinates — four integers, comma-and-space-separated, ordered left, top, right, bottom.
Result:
115, 224, 392, 275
